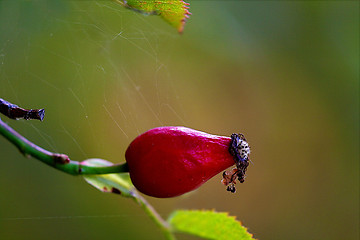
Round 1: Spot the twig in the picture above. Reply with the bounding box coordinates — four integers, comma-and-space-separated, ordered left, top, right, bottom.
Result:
0, 98, 128, 175
0, 98, 45, 121
0, 99, 174, 239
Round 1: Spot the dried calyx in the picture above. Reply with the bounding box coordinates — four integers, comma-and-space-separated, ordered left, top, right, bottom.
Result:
222, 133, 251, 193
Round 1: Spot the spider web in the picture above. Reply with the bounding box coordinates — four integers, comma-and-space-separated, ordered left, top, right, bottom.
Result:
0, 1, 187, 238
0, 2, 358, 240
0, 1, 187, 157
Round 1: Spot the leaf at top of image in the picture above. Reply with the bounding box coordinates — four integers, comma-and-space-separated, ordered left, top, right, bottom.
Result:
115, 0, 191, 33
168, 210, 255, 240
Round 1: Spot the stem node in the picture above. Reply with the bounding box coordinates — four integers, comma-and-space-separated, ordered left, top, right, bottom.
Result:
53, 154, 70, 164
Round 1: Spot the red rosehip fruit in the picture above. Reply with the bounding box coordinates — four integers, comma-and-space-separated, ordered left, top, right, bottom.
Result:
125, 126, 250, 198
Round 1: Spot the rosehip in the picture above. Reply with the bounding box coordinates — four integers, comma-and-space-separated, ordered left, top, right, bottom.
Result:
125, 126, 250, 198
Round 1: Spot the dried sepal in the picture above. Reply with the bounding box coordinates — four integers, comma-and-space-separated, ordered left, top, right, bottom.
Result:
221, 168, 238, 193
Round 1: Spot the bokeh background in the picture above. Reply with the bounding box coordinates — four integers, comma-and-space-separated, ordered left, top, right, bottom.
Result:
0, 1, 358, 239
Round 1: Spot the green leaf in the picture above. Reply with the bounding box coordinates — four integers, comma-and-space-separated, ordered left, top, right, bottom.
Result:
82, 158, 135, 198
115, 0, 191, 33
168, 210, 255, 240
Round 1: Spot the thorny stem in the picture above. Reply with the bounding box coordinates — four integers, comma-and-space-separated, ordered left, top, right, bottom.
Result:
0, 118, 129, 175
132, 192, 175, 240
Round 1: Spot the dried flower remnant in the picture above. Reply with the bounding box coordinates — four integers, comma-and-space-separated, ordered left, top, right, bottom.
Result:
222, 133, 251, 193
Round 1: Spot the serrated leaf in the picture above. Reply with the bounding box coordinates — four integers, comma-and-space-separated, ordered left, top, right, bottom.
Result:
82, 158, 135, 198
116, 0, 191, 33
168, 210, 255, 240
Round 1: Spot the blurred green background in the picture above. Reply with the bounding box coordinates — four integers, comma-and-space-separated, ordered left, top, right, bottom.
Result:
0, 1, 358, 239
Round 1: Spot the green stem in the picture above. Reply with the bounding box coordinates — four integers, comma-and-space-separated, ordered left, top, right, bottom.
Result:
132, 192, 175, 240
0, 100, 172, 239
0, 118, 129, 175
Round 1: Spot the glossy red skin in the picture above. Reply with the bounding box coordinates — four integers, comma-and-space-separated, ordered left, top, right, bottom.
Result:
125, 126, 234, 198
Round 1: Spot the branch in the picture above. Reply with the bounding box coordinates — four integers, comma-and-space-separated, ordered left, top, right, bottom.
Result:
0, 98, 45, 121
0, 99, 128, 175
0, 99, 174, 239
